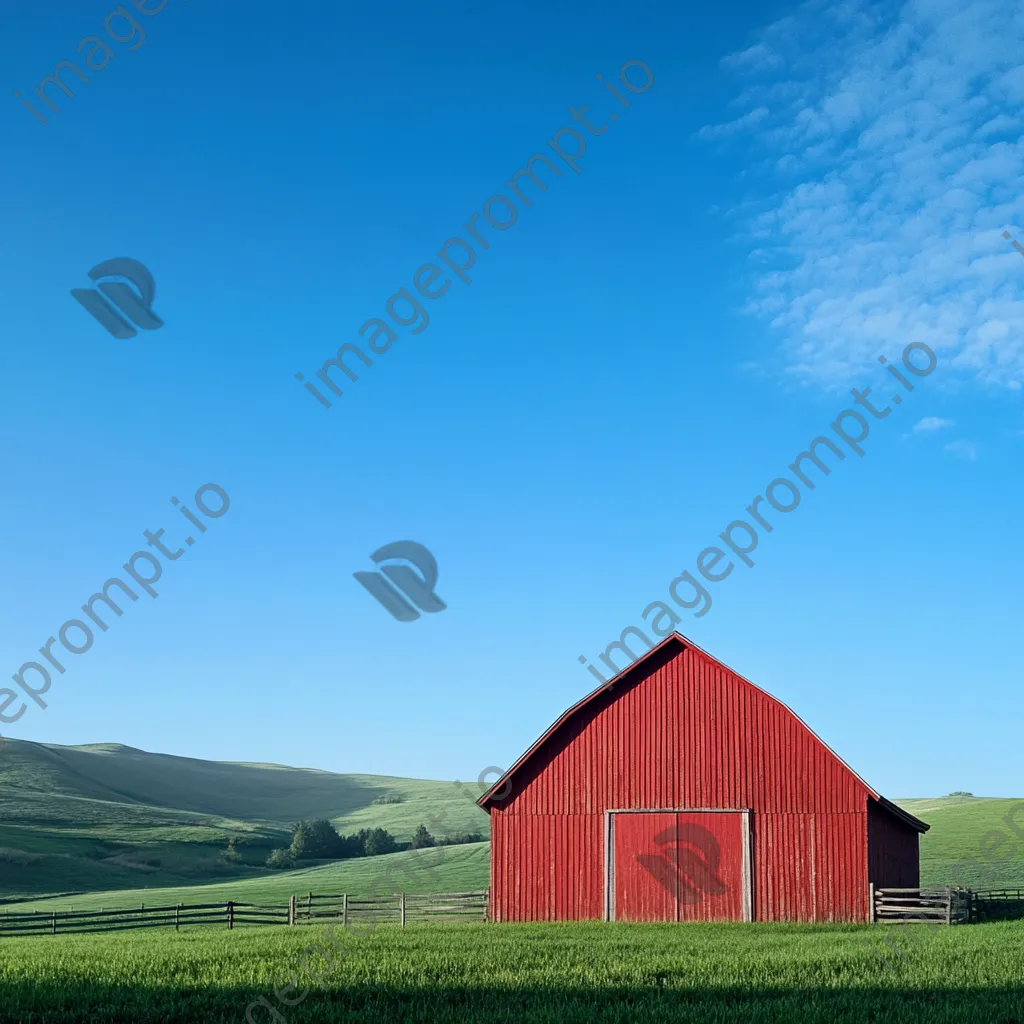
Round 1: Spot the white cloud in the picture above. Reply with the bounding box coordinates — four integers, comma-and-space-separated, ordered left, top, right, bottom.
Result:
705, 0, 1024, 391
944, 440, 979, 460
912, 416, 955, 432
721, 42, 785, 74
697, 107, 771, 140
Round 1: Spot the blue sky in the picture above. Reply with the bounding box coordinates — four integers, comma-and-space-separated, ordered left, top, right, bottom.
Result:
2, 0, 1022, 799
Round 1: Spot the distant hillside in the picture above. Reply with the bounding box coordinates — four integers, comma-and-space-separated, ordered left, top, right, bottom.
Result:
896, 795, 1024, 889
0, 740, 490, 900
9, 842, 491, 913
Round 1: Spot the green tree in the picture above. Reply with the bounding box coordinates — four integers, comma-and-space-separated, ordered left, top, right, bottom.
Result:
289, 818, 343, 859
363, 827, 398, 856
410, 824, 435, 849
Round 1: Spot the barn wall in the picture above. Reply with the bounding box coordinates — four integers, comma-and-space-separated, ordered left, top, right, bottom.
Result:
867, 801, 920, 889
490, 643, 875, 923
755, 812, 868, 922
490, 813, 604, 921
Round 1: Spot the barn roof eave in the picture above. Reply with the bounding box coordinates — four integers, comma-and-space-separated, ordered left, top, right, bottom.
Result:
477, 632, 929, 834
875, 794, 930, 833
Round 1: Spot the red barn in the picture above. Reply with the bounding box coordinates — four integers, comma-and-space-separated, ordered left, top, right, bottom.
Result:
478, 633, 927, 923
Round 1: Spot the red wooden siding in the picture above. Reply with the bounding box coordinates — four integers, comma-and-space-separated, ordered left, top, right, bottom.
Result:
487, 637, 917, 923
612, 811, 679, 922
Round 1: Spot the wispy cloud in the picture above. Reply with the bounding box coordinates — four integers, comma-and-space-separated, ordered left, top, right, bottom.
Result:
944, 440, 979, 460
721, 42, 785, 74
702, 0, 1024, 391
697, 107, 770, 140
912, 416, 955, 433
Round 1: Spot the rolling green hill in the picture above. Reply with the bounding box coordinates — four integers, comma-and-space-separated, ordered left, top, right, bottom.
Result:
898, 795, 1024, 889
0, 740, 490, 901
4, 841, 490, 913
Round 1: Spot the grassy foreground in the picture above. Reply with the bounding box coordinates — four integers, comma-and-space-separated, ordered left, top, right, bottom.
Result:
1, 920, 1022, 1023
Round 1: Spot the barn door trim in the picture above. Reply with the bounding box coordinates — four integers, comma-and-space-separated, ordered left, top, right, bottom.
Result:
603, 808, 753, 923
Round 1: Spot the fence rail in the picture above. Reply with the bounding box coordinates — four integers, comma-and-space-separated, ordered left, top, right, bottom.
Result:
970, 889, 1024, 922
0, 891, 488, 939
291, 890, 488, 927
872, 886, 972, 925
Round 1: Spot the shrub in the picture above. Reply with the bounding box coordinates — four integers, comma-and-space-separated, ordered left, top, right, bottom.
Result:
266, 848, 294, 869
371, 793, 405, 805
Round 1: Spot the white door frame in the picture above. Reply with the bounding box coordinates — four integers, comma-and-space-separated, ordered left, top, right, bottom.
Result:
604, 808, 753, 922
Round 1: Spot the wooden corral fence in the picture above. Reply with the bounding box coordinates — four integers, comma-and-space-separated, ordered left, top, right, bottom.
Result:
969, 889, 1024, 922
290, 890, 489, 926
870, 886, 972, 925
0, 891, 488, 939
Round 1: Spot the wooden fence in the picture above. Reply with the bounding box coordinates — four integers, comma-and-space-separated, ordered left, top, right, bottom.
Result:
871, 886, 972, 925
0, 891, 488, 939
291, 890, 488, 926
969, 889, 1024, 922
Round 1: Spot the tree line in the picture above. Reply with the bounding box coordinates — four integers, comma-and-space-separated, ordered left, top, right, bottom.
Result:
264, 818, 484, 869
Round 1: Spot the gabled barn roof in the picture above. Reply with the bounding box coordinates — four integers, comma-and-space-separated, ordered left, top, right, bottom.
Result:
478, 632, 928, 834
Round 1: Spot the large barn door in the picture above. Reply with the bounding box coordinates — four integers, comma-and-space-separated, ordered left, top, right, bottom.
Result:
610, 812, 678, 922
608, 810, 752, 922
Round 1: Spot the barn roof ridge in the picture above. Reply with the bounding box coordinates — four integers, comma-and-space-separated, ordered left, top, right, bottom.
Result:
477, 632, 929, 834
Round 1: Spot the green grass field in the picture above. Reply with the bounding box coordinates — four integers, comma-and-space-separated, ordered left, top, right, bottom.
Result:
1, 920, 1022, 1023
0, 740, 491, 901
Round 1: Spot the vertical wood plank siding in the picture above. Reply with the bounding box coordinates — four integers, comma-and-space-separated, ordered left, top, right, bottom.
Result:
867, 799, 921, 889
490, 643, 881, 923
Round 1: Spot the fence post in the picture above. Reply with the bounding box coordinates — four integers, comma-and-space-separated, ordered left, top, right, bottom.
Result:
227, 901, 235, 930
51, 911, 56, 936
307, 892, 312, 921
869, 883, 875, 924
343, 894, 348, 928
400, 892, 406, 928
946, 888, 952, 926
288, 895, 295, 927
